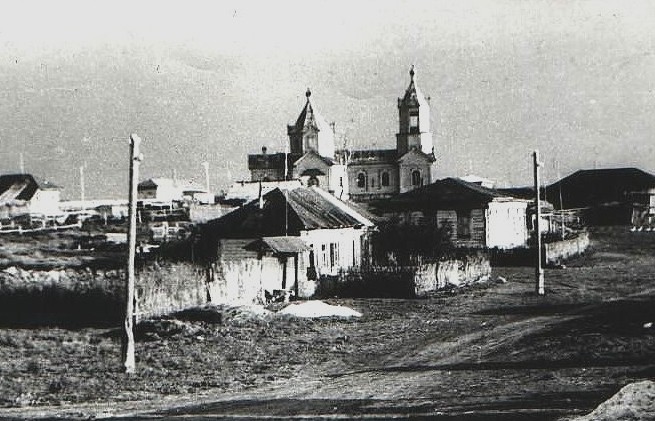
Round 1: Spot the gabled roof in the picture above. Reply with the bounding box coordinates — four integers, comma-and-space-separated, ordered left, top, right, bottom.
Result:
244, 236, 310, 254
376, 177, 522, 211
204, 186, 373, 239
545, 167, 655, 208
548, 168, 655, 191
399, 65, 430, 109
293, 149, 335, 168
398, 147, 436, 163
0, 174, 59, 203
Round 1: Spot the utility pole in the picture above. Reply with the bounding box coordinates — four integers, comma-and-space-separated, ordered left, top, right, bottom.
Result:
202, 161, 210, 193
533, 150, 545, 295
123, 133, 142, 374
80, 165, 85, 213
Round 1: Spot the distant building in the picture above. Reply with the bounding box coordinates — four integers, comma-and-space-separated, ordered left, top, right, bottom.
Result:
347, 66, 436, 202
545, 168, 655, 226
246, 66, 436, 202
248, 89, 349, 199
0, 173, 61, 219
374, 177, 530, 249
138, 178, 213, 204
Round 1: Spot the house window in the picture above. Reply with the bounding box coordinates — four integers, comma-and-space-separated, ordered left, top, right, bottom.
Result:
411, 170, 421, 187
308, 175, 319, 187
329, 243, 339, 268
381, 171, 390, 187
457, 210, 472, 239
357, 173, 366, 188
321, 244, 328, 267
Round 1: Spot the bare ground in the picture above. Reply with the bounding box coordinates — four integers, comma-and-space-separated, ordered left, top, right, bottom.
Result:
1, 227, 655, 419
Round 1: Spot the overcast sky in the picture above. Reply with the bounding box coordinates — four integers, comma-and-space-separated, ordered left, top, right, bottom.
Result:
1, 0, 654, 199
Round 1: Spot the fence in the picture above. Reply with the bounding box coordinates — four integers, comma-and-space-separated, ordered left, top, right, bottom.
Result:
315, 253, 491, 299
0, 261, 210, 327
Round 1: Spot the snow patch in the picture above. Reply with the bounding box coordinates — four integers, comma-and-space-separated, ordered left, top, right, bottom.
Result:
278, 301, 362, 318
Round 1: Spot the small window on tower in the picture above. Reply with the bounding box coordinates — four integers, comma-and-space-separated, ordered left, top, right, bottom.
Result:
409, 113, 419, 133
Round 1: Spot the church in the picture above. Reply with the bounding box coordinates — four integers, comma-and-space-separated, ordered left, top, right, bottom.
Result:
247, 66, 436, 202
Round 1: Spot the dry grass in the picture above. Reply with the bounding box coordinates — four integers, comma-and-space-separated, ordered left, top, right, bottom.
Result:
0, 227, 654, 418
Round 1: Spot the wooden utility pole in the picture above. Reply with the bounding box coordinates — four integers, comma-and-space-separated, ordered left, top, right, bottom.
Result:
533, 150, 545, 295
123, 133, 142, 373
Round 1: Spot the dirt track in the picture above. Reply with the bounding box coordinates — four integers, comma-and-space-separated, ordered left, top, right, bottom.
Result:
2, 227, 655, 420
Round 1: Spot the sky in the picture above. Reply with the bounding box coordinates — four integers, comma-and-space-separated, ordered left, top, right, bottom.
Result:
1, 0, 654, 199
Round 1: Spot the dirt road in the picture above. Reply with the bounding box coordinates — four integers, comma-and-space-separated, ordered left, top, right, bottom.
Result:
2, 227, 654, 420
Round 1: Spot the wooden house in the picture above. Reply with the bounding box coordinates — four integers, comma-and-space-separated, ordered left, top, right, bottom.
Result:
374, 177, 530, 249
545, 168, 655, 226
0, 173, 61, 221
201, 186, 375, 303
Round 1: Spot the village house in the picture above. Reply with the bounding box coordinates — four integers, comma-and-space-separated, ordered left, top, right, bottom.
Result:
201, 186, 375, 303
545, 168, 655, 227
246, 66, 436, 203
0, 173, 62, 222
374, 177, 530, 249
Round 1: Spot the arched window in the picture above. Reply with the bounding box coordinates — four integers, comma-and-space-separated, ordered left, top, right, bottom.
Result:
381, 171, 390, 187
411, 170, 421, 187
357, 173, 366, 188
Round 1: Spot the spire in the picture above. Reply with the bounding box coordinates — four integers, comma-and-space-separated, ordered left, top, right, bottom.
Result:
409, 65, 415, 82
305, 88, 311, 99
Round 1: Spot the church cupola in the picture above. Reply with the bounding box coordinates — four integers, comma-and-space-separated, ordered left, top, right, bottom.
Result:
396, 65, 434, 156
287, 88, 336, 159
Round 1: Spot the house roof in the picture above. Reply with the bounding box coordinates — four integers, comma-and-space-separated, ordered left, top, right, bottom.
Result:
545, 167, 655, 208
204, 186, 373, 239
375, 177, 521, 211
0, 173, 59, 204
244, 236, 310, 254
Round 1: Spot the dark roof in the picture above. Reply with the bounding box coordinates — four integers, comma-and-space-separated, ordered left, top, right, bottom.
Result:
248, 153, 298, 171
348, 149, 398, 165
496, 187, 536, 200
203, 187, 368, 239
0, 173, 59, 203
545, 167, 655, 209
244, 236, 310, 254
375, 177, 517, 211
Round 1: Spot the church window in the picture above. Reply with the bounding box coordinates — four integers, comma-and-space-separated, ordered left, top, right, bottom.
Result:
381, 171, 390, 187
411, 170, 422, 187
357, 173, 366, 188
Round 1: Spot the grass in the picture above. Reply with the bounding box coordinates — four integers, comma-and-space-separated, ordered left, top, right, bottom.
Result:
0, 226, 653, 419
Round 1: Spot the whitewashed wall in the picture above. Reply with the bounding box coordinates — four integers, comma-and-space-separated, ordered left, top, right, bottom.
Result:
485, 201, 529, 249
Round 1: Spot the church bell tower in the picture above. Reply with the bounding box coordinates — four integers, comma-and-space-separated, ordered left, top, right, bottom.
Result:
396, 65, 433, 156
